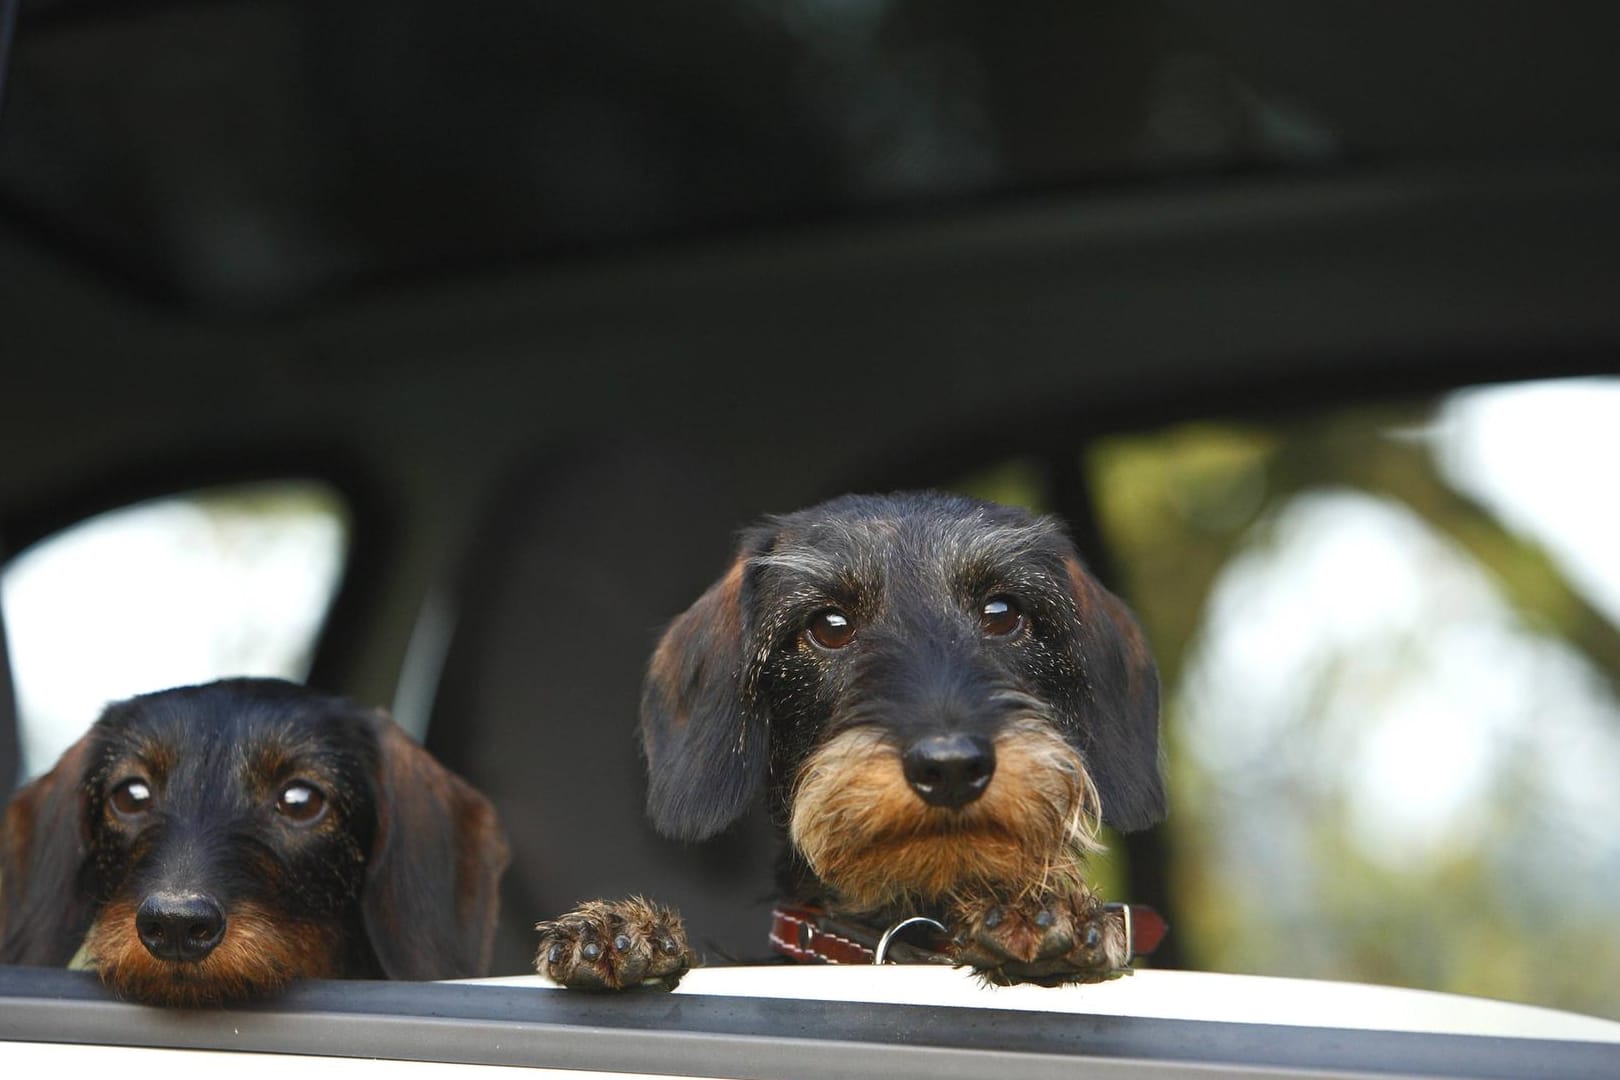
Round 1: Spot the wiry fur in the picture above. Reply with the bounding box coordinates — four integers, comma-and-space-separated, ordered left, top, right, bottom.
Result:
82, 899, 346, 1007
789, 717, 1102, 912
618, 491, 1164, 986
534, 896, 694, 992
0, 678, 510, 1006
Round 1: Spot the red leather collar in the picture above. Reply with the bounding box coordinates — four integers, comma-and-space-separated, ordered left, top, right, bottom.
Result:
770, 902, 1168, 967
770, 904, 892, 965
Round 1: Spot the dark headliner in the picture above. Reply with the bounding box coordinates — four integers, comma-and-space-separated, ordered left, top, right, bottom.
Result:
3, 1, 1617, 311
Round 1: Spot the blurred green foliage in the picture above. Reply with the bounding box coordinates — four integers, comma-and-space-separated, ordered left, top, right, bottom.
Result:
1078, 398, 1620, 1019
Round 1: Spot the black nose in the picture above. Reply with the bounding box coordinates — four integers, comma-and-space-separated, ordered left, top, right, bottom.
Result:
136, 893, 226, 962
902, 733, 996, 808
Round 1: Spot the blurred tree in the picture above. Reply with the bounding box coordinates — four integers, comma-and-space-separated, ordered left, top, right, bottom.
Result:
1083, 394, 1620, 1019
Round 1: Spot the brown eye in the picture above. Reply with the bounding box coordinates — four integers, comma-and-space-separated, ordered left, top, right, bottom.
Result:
806, 608, 856, 650
276, 781, 327, 825
980, 596, 1025, 637
109, 778, 152, 817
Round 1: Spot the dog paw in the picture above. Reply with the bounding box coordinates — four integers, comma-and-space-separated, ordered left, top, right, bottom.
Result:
949, 889, 1128, 987
535, 897, 695, 992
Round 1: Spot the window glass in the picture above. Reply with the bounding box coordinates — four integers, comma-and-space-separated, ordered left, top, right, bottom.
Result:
2, 482, 349, 783
1086, 376, 1620, 1019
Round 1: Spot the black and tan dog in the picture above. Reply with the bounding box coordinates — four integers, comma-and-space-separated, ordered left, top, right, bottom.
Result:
0, 677, 509, 1006
539, 491, 1163, 989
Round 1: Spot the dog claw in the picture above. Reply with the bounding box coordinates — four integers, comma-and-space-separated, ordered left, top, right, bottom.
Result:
535, 897, 696, 992
950, 888, 1128, 986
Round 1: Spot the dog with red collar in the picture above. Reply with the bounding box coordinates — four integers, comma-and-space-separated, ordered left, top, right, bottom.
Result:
538, 492, 1166, 989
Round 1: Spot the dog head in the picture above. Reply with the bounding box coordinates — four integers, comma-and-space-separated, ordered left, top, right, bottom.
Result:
0, 678, 509, 1005
640, 491, 1164, 909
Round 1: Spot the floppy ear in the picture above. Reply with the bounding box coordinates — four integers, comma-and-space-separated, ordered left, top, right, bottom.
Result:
1, 733, 96, 965
1061, 553, 1166, 833
641, 551, 769, 841
361, 713, 510, 979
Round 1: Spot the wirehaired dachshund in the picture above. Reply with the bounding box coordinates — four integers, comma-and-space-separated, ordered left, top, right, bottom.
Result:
537, 491, 1164, 989
1, 677, 510, 1006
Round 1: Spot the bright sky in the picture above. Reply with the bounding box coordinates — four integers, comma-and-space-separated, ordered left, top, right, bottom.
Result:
2, 486, 346, 780
1437, 378, 1620, 624
1181, 376, 1620, 899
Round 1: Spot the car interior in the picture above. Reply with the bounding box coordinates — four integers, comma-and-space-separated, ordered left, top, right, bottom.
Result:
3, 2, 1619, 1076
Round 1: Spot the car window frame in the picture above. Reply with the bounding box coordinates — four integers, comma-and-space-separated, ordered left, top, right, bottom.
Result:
3, 965, 1617, 1080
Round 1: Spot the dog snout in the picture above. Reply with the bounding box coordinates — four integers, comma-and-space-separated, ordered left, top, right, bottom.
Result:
135, 892, 226, 962
902, 733, 996, 808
